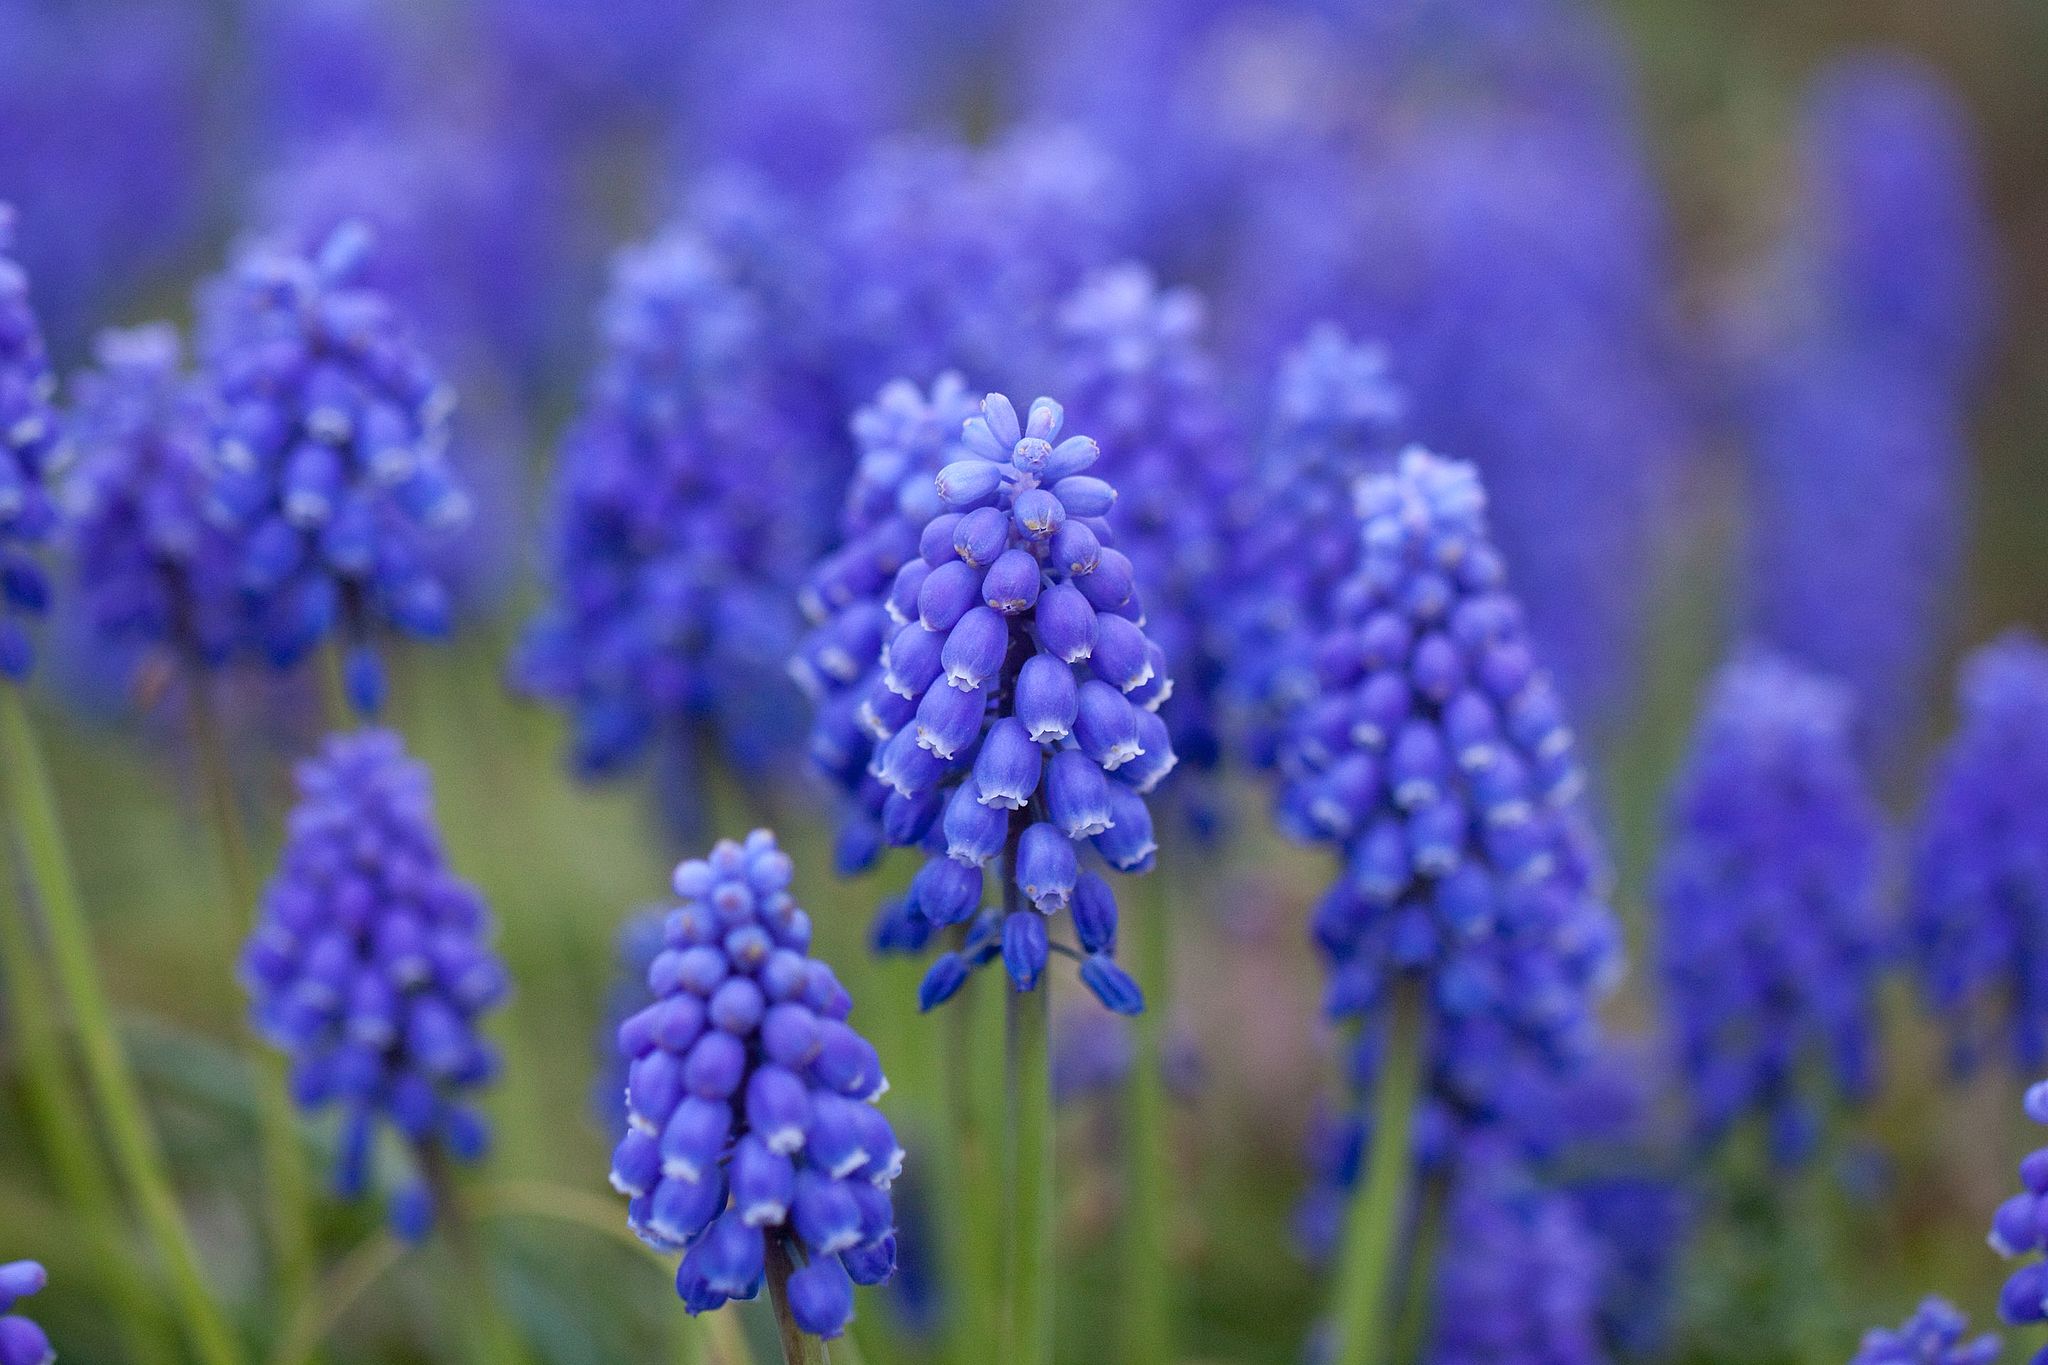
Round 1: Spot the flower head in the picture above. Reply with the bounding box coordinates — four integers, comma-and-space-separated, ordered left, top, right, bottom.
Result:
198, 222, 469, 713
0, 1261, 52, 1365
240, 729, 507, 1240
1853, 1298, 1999, 1365
846, 391, 1174, 1014
1276, 448, 1619, 1138
608, 830, 898, 1339
0, 206, 59, 680
1992, 1082, 2048, 1328
517, 225, 818, 779
63, 323, 241, 676
1909, 632, 2048, 1073
1657, 652, 1882, 1162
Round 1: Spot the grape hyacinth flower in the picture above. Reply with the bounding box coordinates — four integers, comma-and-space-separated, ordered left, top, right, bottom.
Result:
240, 729, 508, 1240
197, 221, 471, 714
63, 323, 241, 679
1055, 263, 1244, 831
0, 1262, 51, 1365
607, 831, 899, 1339
1275, 448, 1620, 1138
517, 224, 818, 780
1993, 1081, 2048, 1331
1852, 1298, 1999, 1365
793, 372, 979, 877
851, 391, 1172, 1015
1222, 324, 1406, 768
1657, 653, 1882, 1163
1909, 632, 2048, 1073
0, 206, 59, 681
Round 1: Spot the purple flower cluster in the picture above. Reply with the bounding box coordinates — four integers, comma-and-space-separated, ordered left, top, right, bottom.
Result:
1852, 1298, 1999, 1365
1657, 653, 1882, 1162
608, 831, 899, 1339
1909, 632, 2048, 1073
1055, 264, 1244, 826
1276, 449, 1619, 1137
0, 1262, 51, 1365
843, 391, 1171, 1015
240, 728, 507, 1240
63, 324, 239, 677
795, 373, 979, 876
197, 222, 470, 714
1222, 324, 1406, 768
1735, 56, 1996, 744
516, 224, 819, 779
1992, 1081, 2048, 1331
0, 207, 58, 680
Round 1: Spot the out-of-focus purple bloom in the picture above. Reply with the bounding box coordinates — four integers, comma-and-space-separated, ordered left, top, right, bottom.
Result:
0, 2, 208, 349
1427, 1148, 1609, 1365
246, 0, 423, 150
62, 324, 241, 679
607, 831, 898, 1338
0, 1260, 52, 1365
1656, 653, 1882, 1164
1277, 450, 1620, 1156
0, 208, 59, 681
1909, 632, 2048, 1074
1734, 55, 1996, 746
1055, 264, 1245, 834
482, 0, 690, 130
1992, 1082, 2048, 1329
1050, 1004, 1202, 1106
848, 391, 1172, 1014
825, 126, 1131, 400
594, 910, 668, 1140
240, 729, 508, 1240
1222, 324, 1406, 768
1852, 1298, 1999, 1365
794, 373, 979, 877
197, 222, 471, 714
516, 224, 821, 780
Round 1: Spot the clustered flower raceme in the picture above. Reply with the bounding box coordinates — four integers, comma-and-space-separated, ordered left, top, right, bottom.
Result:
608, 831, 899, 1339
793, 372, 979, 878
1909, 631, 2048, 1073
1276, 449, 1620, 1182
517, 225, 817, 780
63, 323, 240, 677
0, 1262, 52, 1365
1221, 324, 1406, 769
1656, 652, 1882, 1164
240, 728, 508, 1241
197, 220, 469, 715
847, 391, 1171, 1015
1054, 264, 1243, 831
1992, 1081, 2048, 1332
0, 205, 60, 680
1852, 1298, 1999, 1365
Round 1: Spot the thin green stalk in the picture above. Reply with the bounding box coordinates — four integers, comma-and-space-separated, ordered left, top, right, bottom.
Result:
998, 971, 1053, 1365
424, 1151, 532, 1365
1389, 1171, 1450, 1364
1326, 981, 1427, 1365
765, 1235, 832, 1365
0, 683, 243, 1365
315, 641, 353, 730
188, 676, 320, 1325
0, 835, 171, 1361
268, 1232, 406, 1365
1124, 867, 1174, 1365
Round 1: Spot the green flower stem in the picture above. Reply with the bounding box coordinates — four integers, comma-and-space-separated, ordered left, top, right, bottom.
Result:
315, 642, 352, 729
998, 967, 1054, 1365
0, 824, 172, 1361
1124, 866, 1174, 1364
187, 675, 320, 1327
1389, 1170, 1450, 1364
765, 1234, 833, 1365
1326, 979, 1427, 1365
0, 683, 244, 1365
423, 1149, 532, 1365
